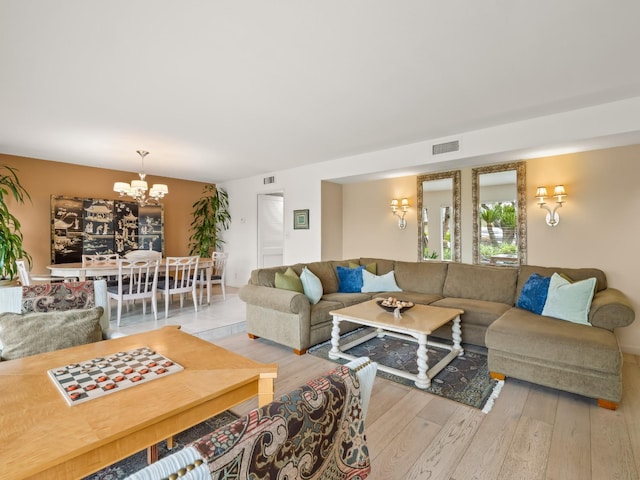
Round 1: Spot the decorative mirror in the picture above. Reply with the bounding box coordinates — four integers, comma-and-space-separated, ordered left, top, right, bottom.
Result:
416, 170, 461, 262
472, 161, 526, 265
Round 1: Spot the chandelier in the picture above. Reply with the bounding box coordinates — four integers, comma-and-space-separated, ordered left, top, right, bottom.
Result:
113, 150, 169, 206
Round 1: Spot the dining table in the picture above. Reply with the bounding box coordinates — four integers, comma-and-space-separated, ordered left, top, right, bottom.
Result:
47, 257, 215, 301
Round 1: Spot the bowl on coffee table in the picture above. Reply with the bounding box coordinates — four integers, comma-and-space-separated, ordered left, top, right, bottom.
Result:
375, 297, 414, 313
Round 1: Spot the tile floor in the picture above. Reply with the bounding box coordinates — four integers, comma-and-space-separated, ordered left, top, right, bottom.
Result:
108, 286, 247, 343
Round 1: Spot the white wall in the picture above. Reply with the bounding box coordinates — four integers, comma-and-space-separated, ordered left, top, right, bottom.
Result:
220, 102, 640, 353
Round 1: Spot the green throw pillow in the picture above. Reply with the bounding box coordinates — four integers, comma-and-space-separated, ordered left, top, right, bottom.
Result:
349, 261, 377, 275
0, 307, 104, 361
541, 273, 596, 326
275, 267, 303, 293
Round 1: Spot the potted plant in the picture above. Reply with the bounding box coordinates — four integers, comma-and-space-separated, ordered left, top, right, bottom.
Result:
189, 185, 231, 257
0, 165, 31, 282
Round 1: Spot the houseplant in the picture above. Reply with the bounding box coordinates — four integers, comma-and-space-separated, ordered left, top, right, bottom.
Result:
0, 165, 31, 281
189, 185, 231, 257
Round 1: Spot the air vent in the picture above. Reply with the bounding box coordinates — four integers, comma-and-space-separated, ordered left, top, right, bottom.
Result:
263, 176, 275, 185
432, 140, 460, 155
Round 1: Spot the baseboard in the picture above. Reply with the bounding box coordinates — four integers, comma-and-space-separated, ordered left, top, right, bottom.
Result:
619, 343, 640, 356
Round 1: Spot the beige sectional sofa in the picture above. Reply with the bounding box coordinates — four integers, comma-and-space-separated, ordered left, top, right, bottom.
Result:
239, 258, 635, 408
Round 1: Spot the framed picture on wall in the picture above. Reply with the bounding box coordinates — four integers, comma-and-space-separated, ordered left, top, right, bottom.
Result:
293, 209, 309, 230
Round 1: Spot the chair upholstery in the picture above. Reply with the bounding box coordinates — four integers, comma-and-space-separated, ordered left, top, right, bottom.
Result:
126, 358, 376, 480
158, 256, 200, 319
197, 252, 228, 304
106, 258, 160, 326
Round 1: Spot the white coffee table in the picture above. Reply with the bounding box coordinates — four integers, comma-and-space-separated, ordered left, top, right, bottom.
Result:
329, 300, 464, 389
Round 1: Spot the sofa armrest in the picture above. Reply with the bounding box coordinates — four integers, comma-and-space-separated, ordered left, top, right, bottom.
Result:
239, 284, 310, 315
590, 288, 635, 330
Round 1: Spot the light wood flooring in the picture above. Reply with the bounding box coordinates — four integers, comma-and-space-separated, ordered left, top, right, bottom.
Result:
117, 291, 640, 480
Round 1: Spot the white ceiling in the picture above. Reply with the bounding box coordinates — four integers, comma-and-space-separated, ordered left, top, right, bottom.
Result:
2, 1, 640, 183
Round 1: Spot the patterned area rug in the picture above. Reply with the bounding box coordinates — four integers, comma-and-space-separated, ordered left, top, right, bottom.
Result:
309, 328, 503, 412
82, 410, 238, 480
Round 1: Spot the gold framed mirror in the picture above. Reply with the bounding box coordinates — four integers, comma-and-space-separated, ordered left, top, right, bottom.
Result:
416, 170, 461, 262
472, 161, 527, 265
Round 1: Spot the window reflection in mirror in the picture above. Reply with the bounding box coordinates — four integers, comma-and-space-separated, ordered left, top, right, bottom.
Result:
472, 162, 527, 265
417, 170, 460, 262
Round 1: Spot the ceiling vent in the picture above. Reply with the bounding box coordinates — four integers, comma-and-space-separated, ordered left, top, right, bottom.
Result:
432, 140, 460, 155
263, 176, 275, 185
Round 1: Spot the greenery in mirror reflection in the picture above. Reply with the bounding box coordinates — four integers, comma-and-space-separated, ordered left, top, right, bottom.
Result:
479, 202, 517, 263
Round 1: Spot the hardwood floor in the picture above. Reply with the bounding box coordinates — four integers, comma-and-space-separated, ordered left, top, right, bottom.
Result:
118, 291, 640, 480
214, 334, 640, 480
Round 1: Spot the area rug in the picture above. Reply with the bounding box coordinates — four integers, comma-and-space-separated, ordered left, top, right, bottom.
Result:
309, 328, 503, 413
82, 410, 238, 480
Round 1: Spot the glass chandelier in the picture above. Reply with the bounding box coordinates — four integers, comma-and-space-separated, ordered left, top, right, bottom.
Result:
113, 150, 169, 206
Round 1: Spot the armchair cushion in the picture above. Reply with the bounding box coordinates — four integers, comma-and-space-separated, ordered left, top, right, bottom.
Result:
21, 281, 95, 313
0, 307, 103, 361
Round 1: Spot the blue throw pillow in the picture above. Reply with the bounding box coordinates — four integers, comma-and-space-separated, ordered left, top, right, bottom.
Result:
516, 273, 551, 314
336, 265, 365, 293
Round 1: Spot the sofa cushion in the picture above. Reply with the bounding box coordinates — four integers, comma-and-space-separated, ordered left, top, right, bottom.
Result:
541, 273, 596, 326
394, 261, 448, 295
308, 261, 343, 294
360, 258, 395, 275
0, 307, 104, 361
432, 297, 512, 328
486, 307, 621, 374
336, 266, 365, 293
361, 269, 401, 293
322, 292, 372, 308
516, 273, 551, 314
443, 263, 518, 305
349, 261, 377, 274
275, 267, 304, 293
300, 267, 323, 305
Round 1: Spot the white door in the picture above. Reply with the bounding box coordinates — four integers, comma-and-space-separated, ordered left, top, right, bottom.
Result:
257, 193, 284, 267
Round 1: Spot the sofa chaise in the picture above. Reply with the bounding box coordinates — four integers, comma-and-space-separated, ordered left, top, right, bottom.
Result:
239, 258, 635, 408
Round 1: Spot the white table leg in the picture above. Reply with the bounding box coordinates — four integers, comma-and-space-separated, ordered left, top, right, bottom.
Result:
415, 333, 430, 388
328, 316, 341, 359
452, 315, 464, 356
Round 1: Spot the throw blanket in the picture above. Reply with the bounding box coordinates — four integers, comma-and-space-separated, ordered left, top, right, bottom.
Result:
193, 364, 370, 479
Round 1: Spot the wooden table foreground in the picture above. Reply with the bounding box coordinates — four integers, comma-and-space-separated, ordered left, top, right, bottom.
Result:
0, 325, 277, 480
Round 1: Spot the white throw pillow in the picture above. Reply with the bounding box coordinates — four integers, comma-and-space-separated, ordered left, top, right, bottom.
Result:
361, 269, 402, 293
541, 273, 596, 326
300, 267, 323, 304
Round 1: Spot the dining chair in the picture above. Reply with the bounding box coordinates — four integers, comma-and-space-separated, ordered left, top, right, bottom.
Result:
157, 256, 200, 319
124, 249, 162, 261
82, 253, 120, 285
106, 258, 160, 327
197, 252, 228, 304
15, 259, 73, 286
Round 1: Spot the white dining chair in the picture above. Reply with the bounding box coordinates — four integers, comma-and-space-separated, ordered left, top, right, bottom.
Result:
157, 256, 200, 319
197, 252, 228, 304
124, 249, 162, 261
106, 258, 160, 327
15, 259, 73, 286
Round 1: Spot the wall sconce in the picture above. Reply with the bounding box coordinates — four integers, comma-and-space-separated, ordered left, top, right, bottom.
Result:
390, 198, 409, 229
535, 185, 567, 227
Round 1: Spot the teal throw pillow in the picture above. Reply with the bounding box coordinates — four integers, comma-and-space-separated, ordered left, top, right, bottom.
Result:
541, 273, 596, 325
336, 266, 365, 293
275, 267, 303, 293
516, 273, 551, 314
361, 269, 402, 293
300, 267, 323, 304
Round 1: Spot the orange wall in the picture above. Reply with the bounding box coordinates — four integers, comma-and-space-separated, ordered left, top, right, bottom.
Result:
0, 154, 209, 275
